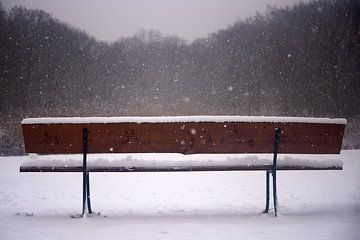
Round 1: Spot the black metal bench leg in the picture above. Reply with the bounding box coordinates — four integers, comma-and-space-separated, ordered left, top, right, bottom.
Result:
263, 170, 270, 213
81, 128, 93, 216
82, 173, 86, 216
263, 128, 281, 217
86, 171, 92, 214
272, 169, 278, 217
272, 128, 281, 217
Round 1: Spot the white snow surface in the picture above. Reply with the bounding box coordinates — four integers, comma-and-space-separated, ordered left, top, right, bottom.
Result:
21, 115, 347, 125
22, 153, 343, 169
1, 150, 359, 240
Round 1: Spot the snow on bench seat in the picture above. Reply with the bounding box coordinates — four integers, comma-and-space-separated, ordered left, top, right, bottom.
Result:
20, 153, 343, 172
21, 115, 347, 125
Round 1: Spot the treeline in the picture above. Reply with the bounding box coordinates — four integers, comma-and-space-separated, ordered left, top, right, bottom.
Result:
0, 0, 359, 154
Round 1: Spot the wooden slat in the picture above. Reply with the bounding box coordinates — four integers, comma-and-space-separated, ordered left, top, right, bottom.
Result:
19, 164, 342, 172
22, 121, 345, 155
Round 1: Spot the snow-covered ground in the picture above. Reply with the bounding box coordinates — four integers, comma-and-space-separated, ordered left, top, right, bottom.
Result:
0, 150, 359, 240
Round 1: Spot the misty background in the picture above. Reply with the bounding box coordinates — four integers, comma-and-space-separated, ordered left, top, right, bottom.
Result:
2, 0, 311, 42
0, 0, 359, 155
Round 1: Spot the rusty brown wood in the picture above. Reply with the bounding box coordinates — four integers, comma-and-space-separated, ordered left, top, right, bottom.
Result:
22, 121, 345, 155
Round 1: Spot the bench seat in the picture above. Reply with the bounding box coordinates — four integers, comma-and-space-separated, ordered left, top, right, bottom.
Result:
20, 153, 343, 172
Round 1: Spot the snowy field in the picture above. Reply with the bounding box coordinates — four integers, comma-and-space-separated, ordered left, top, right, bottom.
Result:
0, 150, 359, 240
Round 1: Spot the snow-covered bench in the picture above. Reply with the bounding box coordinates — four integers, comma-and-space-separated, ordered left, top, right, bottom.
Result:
20, 116, 346, 217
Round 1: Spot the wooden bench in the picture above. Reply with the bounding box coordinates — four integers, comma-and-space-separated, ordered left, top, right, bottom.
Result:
20, 116, 346, 217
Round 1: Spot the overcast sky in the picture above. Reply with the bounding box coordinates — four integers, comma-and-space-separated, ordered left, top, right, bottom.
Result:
3, 0, 308, 42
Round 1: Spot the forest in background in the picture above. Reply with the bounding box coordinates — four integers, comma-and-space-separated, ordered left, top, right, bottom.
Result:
0, 0, 359, 154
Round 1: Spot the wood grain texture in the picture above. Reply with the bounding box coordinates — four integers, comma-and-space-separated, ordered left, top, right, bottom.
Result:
22, 121, 345, 154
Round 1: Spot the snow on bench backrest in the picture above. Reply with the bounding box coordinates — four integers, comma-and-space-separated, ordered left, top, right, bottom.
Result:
21, 116, 346, 155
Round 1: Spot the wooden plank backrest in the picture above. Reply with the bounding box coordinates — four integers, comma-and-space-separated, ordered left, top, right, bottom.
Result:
22, 117, 346, 155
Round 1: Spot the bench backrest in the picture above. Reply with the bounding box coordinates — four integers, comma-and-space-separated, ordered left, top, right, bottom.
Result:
21, 116, 346, 155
